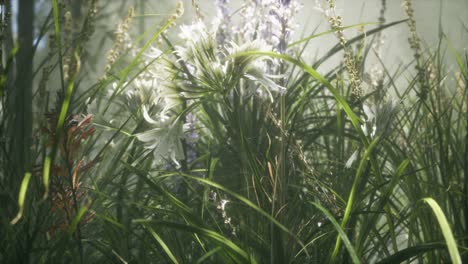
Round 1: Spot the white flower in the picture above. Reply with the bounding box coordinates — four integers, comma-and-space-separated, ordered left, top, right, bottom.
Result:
180, 21, 208, 42
135, 105, 184, 168
217, 199, 229, 211
345, 150, 359, 168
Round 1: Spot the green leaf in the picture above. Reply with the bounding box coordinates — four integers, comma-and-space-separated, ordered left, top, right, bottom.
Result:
289, 22, 378, 47
10, 172, 32, 225
143, 223, 180, 264
309, 202, 361, 264
68, 206, 88, 237
377, 242, 448, 264
229, 51, 366, 143
331, 137, 380, 261
422, 198, 462, 264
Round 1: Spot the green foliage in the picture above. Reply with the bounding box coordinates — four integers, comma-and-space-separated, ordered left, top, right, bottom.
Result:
0, 0, 467, 263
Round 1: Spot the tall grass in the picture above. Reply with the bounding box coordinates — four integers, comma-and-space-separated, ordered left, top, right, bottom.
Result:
0, 0, 467, 263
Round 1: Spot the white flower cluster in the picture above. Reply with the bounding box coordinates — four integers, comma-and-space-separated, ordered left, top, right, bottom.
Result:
175, 19, 286, 101
361, 99, 399, 139
91, 0, 304, 168
236, 0, 302, 53
89, 44, 185, 167
134, 48, 185, 168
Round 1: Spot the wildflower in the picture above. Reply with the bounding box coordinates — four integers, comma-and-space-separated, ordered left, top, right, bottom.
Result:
236, 0, 301, 53
217, 199, 229, 211
135, 104, 184, 168
361, 99, 399, 139
226, 40, 286, 99
345, 150, 358, 168
213, 0, 231, 45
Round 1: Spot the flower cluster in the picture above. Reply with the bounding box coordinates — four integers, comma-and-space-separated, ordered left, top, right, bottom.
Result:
92, 0, 304, 169
316, 0, 362, 98
235, 0, 301, 54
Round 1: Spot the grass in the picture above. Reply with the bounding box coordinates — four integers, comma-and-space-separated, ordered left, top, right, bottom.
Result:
0, 0, 467, 263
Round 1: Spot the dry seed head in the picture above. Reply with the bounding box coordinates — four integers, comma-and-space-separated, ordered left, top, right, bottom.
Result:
455, 72, 466, 110
403, 0, 428, 98
62, 11, 74, 82
192, 0, 203, 20
82, 0, 99, 42
176, 1, 184, 17
318, 0, 361, 98
104, 7, 135, 74
379, 0, 387, 24
169, 1, 184, 25
38, 67, 50, 100
48, 33, 56, 55
0, 2, 11, 70
163, 1, 185, 43
428, 62, 437, 88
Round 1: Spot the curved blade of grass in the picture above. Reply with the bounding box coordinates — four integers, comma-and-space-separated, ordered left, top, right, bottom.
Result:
177, 173, 309, 257
289, 22, 378, 47
51, 0, 65, 92
104, 14, 178, 113
422, 198, 461, 264
356, 159, 410, 254
92, 211, 125, 230
445, 38, 467, 80
143, 223, 180, 264
68, 205, 87, 237
42, 53, 80, 199
309, 202, 361, 264
41, 0, 66, 199
229, 51, 366, 143
135, 220, 252, 263
10, 172, 32, 224
331, 137, 380, 262
196, 247, 222, 264
314, 19, 408, 67
376, 242, 448, 264
42, 157, 51, 199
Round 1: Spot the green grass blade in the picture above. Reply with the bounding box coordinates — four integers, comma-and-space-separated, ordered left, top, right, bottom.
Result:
422, 198, 462, 264
331, 137, 380, 262
377, 242, 448, 264
229, 51, 366, 142
143, 223, 180, 264
68, 206, 88, 237
42, 52, 79, 199
177, 173, 309, 256
135, 220, 251, 263
289, 22, 378, 47
51, 0, 65, 92
42, 157, 51, 199
310, 202, 361, 264
196, 247, 222, 264
10, 172, 32, 225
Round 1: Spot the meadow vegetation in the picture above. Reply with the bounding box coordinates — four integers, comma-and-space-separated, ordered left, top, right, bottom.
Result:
0, 0, 467, 263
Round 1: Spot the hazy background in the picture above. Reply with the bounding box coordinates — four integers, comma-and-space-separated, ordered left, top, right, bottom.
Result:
13, 0, 468, 86
156, 0, 468, 76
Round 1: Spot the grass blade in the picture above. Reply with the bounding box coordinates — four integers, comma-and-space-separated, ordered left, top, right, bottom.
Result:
10, 172, 32, 225
143, 223, 180, 264
309, 202, 361, 264
422, 198, 462, 264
